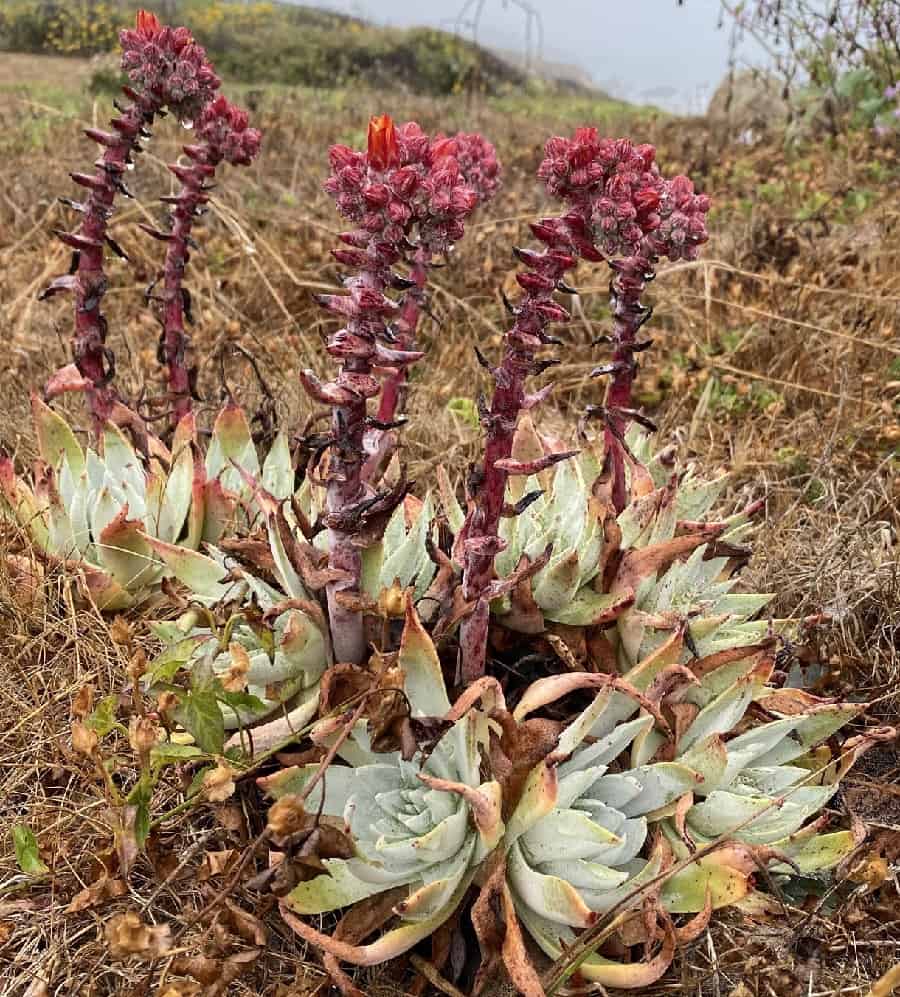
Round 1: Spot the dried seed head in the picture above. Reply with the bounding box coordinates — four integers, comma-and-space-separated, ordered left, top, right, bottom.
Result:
128, 715, 159, 759
109, 616, 134, 646
203, 759, 236, 803
105, 911, 172, 960
72, 721, 99, 757
127, 648, 147, 683
222, 642, 251, 692
266, 794, 307, 839
71, 685, 94, 719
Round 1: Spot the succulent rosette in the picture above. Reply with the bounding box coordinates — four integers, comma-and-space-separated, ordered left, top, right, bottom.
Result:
441, 417, 774, 648
262, 601, 503, 963
0, 397, 202, 609
149, 557, 326, 731
0, 398, 300, 611
502, 662, 886, 988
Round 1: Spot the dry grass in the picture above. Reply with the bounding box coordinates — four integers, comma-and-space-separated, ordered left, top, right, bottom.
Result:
0, 57, 898, 996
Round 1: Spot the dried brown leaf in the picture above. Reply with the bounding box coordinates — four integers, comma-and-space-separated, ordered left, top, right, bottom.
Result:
223, 899, 267, 946
203, 760, 236, 803
105, 911, 172, 960
66, 874, 127, 913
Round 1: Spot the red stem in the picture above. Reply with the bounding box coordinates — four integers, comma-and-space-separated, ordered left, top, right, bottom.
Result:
377, 250, 429, 424
325, 368, 369, 665
161, 153, 218, 426
61, 93, 158, 433
459, 229, 582, 681
602, 254, 652, 512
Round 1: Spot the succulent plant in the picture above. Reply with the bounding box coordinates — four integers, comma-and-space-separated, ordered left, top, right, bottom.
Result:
147, 444, 331, 730
305, 114, 490, 663
148, 544, 326, 731
257, 594, 888, 986
504, 664, 879, 988
146, 448, 438, 732
0, 397, 301, 611
0, 397, 202, 610
456, 130, 711, 680
440, 416, 774, 659
262, 601, 503, 962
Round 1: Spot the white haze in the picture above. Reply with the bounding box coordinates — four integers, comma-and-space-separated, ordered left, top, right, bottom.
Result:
298, 0, 763, 113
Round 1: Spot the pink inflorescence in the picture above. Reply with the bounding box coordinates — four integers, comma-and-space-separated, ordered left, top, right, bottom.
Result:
650, 174, 711, 262
537, 127, 709, 262
119, 10, 220, 122
415, 154, 479, 255
323, 117, 485, 255
450, 132, 502, 204
194, 94, 262, 166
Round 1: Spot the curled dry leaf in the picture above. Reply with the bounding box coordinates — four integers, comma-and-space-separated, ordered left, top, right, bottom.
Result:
223, 899, 268, 946
172, 950, 260, 991
157, 690, 180, 716
198, 849, 237, 882
71, 720, 99, 756
203, 760, 236, 803
222, 642, 251, 692
71, 684, 94, 719
66, 874, 127, 913
105, 911, 172, 960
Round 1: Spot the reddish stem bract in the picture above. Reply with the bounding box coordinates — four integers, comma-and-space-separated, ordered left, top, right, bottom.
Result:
157, 95, 260, 427
42, 10, 220, 434
458, 129, 710, 680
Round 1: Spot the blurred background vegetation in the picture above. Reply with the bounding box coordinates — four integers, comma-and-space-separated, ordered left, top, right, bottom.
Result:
0, 0, 534, 95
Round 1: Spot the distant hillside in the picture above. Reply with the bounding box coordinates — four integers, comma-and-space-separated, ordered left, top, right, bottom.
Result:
0, 0, 533, 95
490, 48, 599, 92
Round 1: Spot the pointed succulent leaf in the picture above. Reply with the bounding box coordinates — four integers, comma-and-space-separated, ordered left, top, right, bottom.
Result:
398, 597, 450, 717
144, 535, 235, 604
97, 509, 159, 593
262, 431, 294, 501
32, 395, 84, 476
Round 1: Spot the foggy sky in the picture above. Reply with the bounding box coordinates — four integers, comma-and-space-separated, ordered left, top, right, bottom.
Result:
303, 0, 756, 112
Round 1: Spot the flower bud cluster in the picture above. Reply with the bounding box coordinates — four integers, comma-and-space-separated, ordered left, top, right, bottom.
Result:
194, 95, 262, 167
450, 132, 502, 204
537, 127, 709, 262
323, 118, 487, 255
120, 11, 220, 124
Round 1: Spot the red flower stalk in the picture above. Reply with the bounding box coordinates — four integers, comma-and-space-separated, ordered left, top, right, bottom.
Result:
41, 11, 220, 434
150, 95, 260, 427
588, 171, 710, 511
376, 131, 501, 428
458, 129, 709, 681
309, 116, 437, 663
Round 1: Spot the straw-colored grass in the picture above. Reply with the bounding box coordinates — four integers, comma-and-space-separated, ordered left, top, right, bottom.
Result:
0, 56, 897, 996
